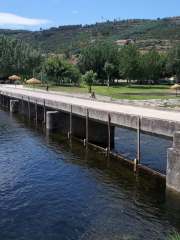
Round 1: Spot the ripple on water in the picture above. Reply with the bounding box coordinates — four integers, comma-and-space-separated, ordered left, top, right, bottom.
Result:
0, 107, 178, 240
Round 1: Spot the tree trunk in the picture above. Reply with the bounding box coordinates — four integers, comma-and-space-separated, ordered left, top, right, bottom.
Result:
88, 85, 91, 93
176, 71, 180, 84
107, 76, 110, 91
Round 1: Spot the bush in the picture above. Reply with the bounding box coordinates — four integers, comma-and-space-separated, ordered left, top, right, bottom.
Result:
5, 80, 11, 84
15, 81, 21, 85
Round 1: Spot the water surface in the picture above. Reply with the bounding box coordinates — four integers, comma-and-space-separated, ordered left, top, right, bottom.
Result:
0, 107, 179, 240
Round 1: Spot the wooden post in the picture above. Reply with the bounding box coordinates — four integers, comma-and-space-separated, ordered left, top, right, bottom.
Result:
28, 97, 30, 118
35, 99, 37, 121
137, 116, 140, 164
69, 105, 72, 140
43, 99, 46, 123
6, 92, 8, 108
86, 109, 89, 142
108, 113, 111, 151
22, 96, 24, 114
134, 158, 137, 172
3, 92, 4, 106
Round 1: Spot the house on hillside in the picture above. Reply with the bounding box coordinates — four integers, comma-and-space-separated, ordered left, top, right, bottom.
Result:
115, 39, 134, 47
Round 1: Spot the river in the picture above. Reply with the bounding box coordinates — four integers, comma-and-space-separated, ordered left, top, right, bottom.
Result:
0, 106, 180, 240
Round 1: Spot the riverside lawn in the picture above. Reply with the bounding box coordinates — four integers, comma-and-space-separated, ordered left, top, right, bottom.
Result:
25, 82, 180, 101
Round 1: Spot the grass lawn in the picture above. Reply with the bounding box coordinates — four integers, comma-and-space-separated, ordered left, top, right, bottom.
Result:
25, 82, 180, 100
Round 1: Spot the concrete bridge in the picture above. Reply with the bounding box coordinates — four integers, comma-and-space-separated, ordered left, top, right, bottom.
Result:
0, 85, 180, 193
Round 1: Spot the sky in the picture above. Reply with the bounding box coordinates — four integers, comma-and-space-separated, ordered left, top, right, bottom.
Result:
0, 0, 180, 31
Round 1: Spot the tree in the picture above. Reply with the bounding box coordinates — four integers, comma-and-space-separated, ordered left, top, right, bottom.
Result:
0, 35, 41, 79
140, 47, 163, 83
103, 62, 114, 90
68, 65, 81, 86
43, 56, 68, 84
119, 44, 140, 86
166, 42, 180, 83
82, 70, 97, 92
77, 44, 120, 83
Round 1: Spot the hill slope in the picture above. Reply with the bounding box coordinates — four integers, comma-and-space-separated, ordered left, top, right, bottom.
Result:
1, 17, 180, 55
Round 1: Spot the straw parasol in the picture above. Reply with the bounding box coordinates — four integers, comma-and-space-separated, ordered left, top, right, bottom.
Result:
26, 78, 41, 84
9, 75, 21, 81
171, 84, 180, 96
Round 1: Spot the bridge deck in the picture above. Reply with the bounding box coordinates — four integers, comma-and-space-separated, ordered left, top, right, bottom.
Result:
0, 85, 180, 137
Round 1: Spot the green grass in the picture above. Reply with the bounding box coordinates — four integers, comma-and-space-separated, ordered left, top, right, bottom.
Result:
25, 82, 180, 101
168, 233, 180, 240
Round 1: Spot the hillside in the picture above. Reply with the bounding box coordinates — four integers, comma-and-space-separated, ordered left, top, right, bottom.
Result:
1, 17, 180, 55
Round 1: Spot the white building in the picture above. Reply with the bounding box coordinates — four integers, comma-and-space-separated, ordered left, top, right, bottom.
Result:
115, 39, 134, 47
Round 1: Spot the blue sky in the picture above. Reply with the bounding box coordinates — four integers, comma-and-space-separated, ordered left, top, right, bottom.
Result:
0, 0, 180, 31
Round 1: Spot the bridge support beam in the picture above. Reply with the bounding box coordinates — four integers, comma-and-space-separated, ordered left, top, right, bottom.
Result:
167, 131, 180, 192
10, 100, 19, 113
46, 111, 60, 130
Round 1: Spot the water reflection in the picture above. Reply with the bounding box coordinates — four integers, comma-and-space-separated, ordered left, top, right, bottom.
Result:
113, 127, 172, 174
0, 107, 179, 240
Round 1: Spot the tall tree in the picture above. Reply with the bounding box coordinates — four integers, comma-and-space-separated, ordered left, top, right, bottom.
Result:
119, 44, 140, 86
103, 62, 114, 90
166, 42, 180, 83
0, 35, 41, 79
43, 56, 67, 84
77, 44, 120, 83
140, 47, 163, 83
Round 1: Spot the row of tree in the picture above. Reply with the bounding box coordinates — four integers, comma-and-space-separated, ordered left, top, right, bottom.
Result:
77, 44, 166, 83
0, 35, 41, 79
76, 42, 180, 86
1, 35, 180, 91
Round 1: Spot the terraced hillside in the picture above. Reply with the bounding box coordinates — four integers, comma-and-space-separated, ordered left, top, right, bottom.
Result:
1, 17, 180, 55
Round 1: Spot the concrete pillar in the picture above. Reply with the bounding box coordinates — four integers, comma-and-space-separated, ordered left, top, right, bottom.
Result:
46, 111, 60, 130
88, 120, 114, 148
10, 100, 19, 113
167, 131, 180, 192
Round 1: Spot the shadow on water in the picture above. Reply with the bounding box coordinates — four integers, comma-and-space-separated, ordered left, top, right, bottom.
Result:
0, 106, 180, 240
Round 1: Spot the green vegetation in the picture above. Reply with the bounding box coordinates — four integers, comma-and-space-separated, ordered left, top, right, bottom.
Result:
1, 17, 180, 55
168, 233, 180, 240
1, 17, 180, 97
26, 82, 179, 100
0, 35, 41, 79
82, 70, 97, 92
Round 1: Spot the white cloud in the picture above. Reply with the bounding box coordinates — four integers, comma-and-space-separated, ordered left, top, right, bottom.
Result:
0, 13, 51, 26
72, 10, 78, 14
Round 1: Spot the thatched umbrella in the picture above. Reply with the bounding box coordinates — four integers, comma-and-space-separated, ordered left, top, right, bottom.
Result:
26, 78, 41, 84
9, 75, 21, 81
171, 84, 180, 96
26, 78, 41, 90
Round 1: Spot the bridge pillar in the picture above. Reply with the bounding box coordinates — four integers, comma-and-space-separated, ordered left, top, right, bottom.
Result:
10, 100, 19, 113
167, 131, 180, 192
88, 120, 114, 148
46, 111, 60, 130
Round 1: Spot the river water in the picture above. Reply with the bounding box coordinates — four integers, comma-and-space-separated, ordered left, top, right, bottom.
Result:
0, 106, 180, 240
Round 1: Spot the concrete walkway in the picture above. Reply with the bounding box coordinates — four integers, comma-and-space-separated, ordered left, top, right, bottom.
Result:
0, 84, 180, 123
